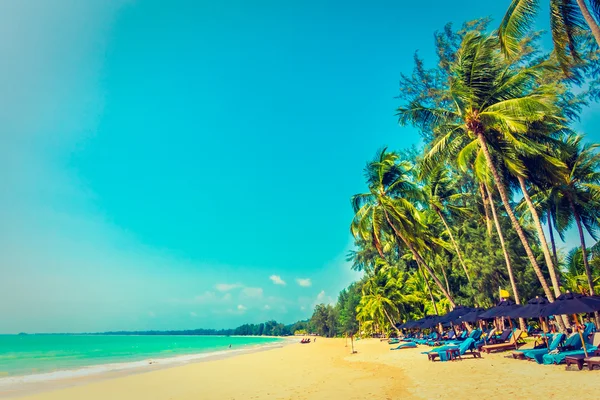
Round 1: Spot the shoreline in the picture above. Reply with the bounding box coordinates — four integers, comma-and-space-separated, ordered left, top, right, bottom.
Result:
0, 339, 292, 399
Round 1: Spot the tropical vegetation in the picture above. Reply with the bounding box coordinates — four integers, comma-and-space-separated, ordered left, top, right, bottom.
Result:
308, 12, 600, 338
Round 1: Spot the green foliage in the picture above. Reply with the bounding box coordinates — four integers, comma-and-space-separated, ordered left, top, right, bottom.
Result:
310, 304, 338, 337
309, 19, 600, 338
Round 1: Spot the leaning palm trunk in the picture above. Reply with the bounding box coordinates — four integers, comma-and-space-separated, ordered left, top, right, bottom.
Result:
547, 210, 559, 264
435, 207, 471, 282
382, 307, 400, 335
382, 209, 456, 307
575, 0, 600, 46
420, 265, 439, 315
476, 134, 555, 301
485, 184, 526, 331
440, 263, 451, 296
517, 176, 562, 297
479, 183, 493, 236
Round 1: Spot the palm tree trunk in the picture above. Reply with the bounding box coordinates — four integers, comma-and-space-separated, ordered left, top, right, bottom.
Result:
547, 210, 559, 265
420, 266, 439, 315
479, 182, 493, 236
568, 198, 595, 295
575, 0, 600, 46
476, 134, 555, 302
440, 263, 451, 296
485, 184, 521, 306
517, 176, 562, 298
382, 307, 400, 334
383, 209, 456, 307
486, 186, 527, 332
435, 207, 471, 282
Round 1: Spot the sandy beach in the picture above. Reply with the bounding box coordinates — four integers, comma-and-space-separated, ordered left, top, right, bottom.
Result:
4, 337, 599, 399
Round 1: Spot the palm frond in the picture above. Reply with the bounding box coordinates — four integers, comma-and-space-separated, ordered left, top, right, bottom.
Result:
499, 0, 540, 59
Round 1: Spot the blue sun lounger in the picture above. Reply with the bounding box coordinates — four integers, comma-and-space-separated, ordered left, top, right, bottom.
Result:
542, 325, 598, 365
512, 333, 565, 364
425, 338, 480, 361
390, 341, 417, 350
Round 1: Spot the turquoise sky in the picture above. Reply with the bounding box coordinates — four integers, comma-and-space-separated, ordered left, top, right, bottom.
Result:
1, 0, 598, 333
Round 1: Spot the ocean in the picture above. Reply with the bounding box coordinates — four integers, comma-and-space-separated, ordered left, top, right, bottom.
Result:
0, 335, 283, 380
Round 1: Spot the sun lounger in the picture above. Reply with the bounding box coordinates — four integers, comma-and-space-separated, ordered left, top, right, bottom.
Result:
426, 338, 480, 361
488, 329, 511, 344
391, 341, 417, 350
512, 333, 565, 363
415, 332, 437, 345
542, 332, 600, 365
481, 329, 523, 353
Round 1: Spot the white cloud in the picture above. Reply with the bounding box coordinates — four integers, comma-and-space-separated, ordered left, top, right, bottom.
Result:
316, 290, 326, 302
195, 291, 217, 303
190, 312, 198, 318
269, 275, 286, 285
300, 306, 306, 311
313, 290, 335, 306
263, 304, 271, 310
148, 311, 156, 318
242, 287, 263, 298
296, 278, 312, 287
215, 283, 242, 292
222, 293, 232, 301
237, 304, 247, 312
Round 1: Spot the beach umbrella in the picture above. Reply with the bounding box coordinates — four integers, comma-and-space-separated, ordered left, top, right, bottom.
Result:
506, 297, 551, 347
417, 315, 442, 329
540, 293, 600, 357
439, 305, 475, 324
478, 300, 522, 319
403, 320, 420, 329
540, 292, 600, 317
396, 320, 415, 329
506, 297, 549, 319
457, 308, 486, 323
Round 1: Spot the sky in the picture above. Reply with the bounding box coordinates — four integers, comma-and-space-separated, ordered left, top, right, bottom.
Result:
1, 0, 599, 333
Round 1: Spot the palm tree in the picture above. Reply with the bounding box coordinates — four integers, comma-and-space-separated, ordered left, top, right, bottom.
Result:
359, 263, 416, 334
550, 134, 600, 295
499, 0, 600, 72
420, 165, 472, 282
405, 266, 444, 316
351, 149, 456, 307
561, 247, 600, 294
397, 32, 562, 304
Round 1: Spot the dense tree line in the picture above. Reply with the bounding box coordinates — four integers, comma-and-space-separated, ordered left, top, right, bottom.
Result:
73, 320, 311, 337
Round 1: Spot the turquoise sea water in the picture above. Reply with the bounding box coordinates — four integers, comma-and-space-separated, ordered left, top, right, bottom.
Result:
0, 335, 282, 378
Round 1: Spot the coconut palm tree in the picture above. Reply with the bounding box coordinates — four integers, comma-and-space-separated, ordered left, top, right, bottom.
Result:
561, 247, 600, 294
420, 165, 472, 282
549, 134, 600, 295
498, 0, 600, 72
397, 32, 562, 303
351, 149, 456, 307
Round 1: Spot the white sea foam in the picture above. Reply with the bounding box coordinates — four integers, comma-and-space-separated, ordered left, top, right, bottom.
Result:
0, 341, 284, 388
